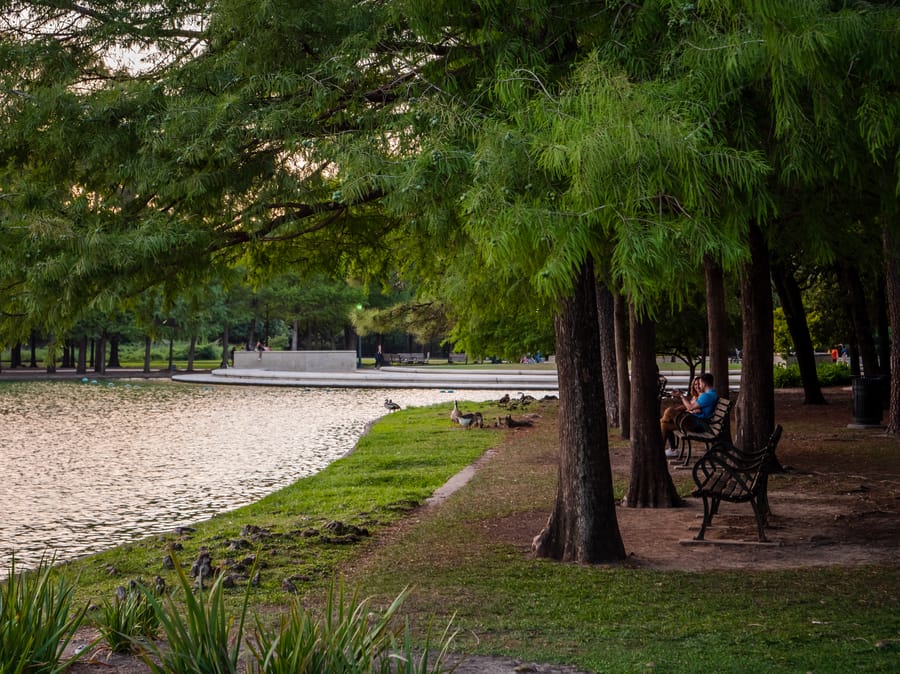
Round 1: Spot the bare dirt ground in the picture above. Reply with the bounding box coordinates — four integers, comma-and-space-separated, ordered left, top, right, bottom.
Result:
64, 387, 899, 672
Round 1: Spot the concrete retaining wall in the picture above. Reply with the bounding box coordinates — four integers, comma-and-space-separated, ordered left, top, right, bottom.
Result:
233, 350, 357, 372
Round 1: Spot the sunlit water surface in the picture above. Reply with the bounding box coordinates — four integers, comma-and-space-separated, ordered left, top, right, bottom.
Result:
0, 381, 546, 574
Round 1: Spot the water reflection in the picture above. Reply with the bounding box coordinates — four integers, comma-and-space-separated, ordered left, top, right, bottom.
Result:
0, 381, 549, 573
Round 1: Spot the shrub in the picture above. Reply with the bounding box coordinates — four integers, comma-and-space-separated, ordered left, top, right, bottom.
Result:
132, 554, 249, 673
96, 580, 161, 653
248, 582, 457, 674
0, 556, 88, 672
773, 361, 852, 388
817, 361, 851, 386
773, 363, 802, 388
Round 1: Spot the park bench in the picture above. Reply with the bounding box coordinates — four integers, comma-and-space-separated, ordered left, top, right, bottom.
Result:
672, 396, 735, 466
386, 352, 428, 365
448, 353, 468, 364
690, 425, 783, 542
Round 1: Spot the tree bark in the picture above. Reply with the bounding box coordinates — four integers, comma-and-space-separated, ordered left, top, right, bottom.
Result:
143, 335, 152, 373
614, 291, 631, 440
94, 335, 107, 374
107, 335, 121, 368
187, 335, 197, 372
532, 256, 626, 563
884, 223, 900, 436
625, 307, 681, 508
596, 282, 619, 428
704, 255, 730, 401
221, 325, 231, 368
736, 224, 775, 454
770, 255, 826, 405
840, 262, 880, 375
76, 335, 87, 374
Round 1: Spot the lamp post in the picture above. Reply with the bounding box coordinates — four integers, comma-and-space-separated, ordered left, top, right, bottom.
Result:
356, 304, 363, 368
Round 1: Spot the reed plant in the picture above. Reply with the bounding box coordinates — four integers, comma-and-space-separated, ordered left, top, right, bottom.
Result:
248, 583, 458, 673
0, 556, 88, 673
133, 553, 251, 673
96, 581, 161, 653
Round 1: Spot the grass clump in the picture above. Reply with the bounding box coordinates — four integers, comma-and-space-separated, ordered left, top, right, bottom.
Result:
0, 556, 88, 673
133, 553, 250, 673
95, 579, 162, 653
249, 583, 457, 673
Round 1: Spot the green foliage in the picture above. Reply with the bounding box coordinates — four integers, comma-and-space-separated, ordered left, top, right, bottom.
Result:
248, 583, 456, 673
773, 363, 802, 388
96, 582, 161, 654
817, 361, 851, 387
773, 361, 851, 388
133, 554, 251, 674
0, 556, 88, 673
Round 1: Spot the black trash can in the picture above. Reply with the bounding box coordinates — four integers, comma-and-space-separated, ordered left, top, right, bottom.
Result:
851, 375, 883, 425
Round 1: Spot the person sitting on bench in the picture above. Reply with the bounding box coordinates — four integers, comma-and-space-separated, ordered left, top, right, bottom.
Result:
661, 372, 717, 458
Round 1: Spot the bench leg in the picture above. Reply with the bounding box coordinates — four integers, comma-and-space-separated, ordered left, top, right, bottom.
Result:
749, 497, 769, 542
695, 495, 717, 540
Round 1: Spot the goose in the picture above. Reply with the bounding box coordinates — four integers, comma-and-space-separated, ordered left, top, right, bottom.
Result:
505, 415, 533, 428
457, 411, 483, 429
384, 398, 401, 412
450, 400, 461, 424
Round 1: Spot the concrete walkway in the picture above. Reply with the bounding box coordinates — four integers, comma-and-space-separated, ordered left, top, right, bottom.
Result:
173, 365, 562, 390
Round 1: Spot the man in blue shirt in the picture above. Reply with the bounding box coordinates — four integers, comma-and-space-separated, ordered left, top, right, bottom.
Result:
663, 372, 717, 458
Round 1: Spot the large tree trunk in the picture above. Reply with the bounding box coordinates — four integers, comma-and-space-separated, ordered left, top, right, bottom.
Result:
76, 335, 87, 374
221, 325, 231, 368
107, 335, 121, 368
614, 291, 631, 440
705, 255, 730, 401
875, 279, 890, 380
94, 335, 107, 374
143, 335, 152, 373
596, 282, 619, 428
532, 257, 626, 563
770, 255, 826, 405
884, 224, 900, 436
187, 335, 197, 372
625, 307, 681, 508
841, 262, 880, 375
736, 224, 775, 454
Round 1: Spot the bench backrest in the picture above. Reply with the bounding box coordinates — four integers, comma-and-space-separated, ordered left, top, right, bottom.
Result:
706, 397, 733, 433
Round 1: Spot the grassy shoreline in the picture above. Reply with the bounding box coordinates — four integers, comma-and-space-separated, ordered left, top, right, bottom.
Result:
60, 400, 502, 610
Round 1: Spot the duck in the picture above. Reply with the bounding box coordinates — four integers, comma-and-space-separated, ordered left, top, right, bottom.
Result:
384, 398, 401, 412
457, 411, 483, 429
450, 400, 461, 424
505, 415, 533, 428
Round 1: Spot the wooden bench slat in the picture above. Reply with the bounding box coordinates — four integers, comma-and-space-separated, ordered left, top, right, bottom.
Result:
691, 425, 783, 542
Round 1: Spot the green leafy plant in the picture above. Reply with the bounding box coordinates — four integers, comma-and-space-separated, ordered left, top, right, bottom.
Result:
773, 363, 802, 388
816, 361, 851, 386
0, 556, 88, 673
133, 553, 251, 673
774, 362, 852, 388
248, 582, 458, 673
96, 581, 161, 653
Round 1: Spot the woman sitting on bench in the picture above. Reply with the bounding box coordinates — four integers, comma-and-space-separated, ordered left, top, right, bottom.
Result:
661, 373, 717, 458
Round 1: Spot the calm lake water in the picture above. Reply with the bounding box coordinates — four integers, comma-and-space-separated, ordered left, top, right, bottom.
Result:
0, 380, 535, 574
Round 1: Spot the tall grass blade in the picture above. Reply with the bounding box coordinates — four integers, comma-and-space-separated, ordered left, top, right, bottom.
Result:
0, 555, 87, 674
